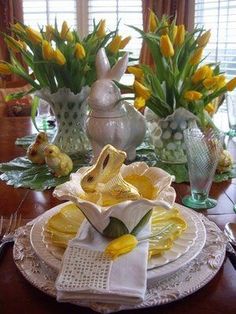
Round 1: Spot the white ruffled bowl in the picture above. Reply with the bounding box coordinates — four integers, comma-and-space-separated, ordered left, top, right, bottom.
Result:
53, 162, 176, 238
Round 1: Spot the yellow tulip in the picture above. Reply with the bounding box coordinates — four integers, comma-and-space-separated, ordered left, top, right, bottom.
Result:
190, 47, 203, 65
11, 22, 26, 34
161, 21, 169, 35
203, 75, 225, 90
96, 19, 106, 38
191, 65, 212, 84
184, 90, 202, 101
160, 35, 174, 57
105, 234, 138, 259
127, 66, 144, 81
0, 62, 12, 75
42, 40, 54, 60
119, 36, 131, 49
216, 75, 226, 89
172, 25, 177, 42
148, 10, 158, 32
134, 97, 146, 110
175, 25, 185, 46
197, 30, 211, 47
205, 102, 216, 116
134, 80, 151, 100
107, 35, 122, 54
53, 48, 66, 65
26, 27, 42, 44
61, 21, 69, 39
226, 77, 236, 91
74, 43, 86, 59
5, 37, 25, 53
45, 25, 54, 41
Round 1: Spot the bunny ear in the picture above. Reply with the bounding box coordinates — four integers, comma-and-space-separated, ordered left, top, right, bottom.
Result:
108, 52, 129, 81
96, 48, 111, 79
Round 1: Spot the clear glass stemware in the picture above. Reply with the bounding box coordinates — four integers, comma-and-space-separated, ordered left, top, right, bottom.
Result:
182, 128, 224, 209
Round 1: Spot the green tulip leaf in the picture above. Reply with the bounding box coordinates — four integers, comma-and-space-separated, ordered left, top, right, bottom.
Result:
131, 209, 153, 236
103, 217, 129, 238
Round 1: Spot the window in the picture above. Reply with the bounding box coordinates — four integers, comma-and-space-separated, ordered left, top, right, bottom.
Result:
195, 0, 236, 80
23, 0, 143, 60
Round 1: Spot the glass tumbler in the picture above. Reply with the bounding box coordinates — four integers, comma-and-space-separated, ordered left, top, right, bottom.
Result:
182, 128, 224, 209
226, 93, 236, 137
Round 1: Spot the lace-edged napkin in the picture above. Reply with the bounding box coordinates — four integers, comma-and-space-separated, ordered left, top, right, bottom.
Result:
55, 221, 150, 305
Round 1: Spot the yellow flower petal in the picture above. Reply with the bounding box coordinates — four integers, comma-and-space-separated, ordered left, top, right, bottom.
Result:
105, 234, 138, 259
191, 65, 212, 84
226, 77, 236, 91
189, 47, 203, 65
96, 19, 106, 38
108, 35, 122, 54
119, 36, 131, 49
205, 102, 216, 116
160, 35, 174, 57
5, 37, 25, 53
61, 21, 69, 40
197, 30, 211, 47
74, 43, 86, 59
26, 27, 42, 44
11, 22, 26, 34
127, 66, 143, 81
133, 80, 151, 100
175, 25, 185, 46
0, 62, 12, 75
148, 10, 158, 32
53, 48, 66, 65
42, 40, 54, 60
184, 90, 202, 101
134, 97, 146, 110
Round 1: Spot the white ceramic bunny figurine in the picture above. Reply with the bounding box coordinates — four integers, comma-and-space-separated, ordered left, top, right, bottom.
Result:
86, 48, 146, 161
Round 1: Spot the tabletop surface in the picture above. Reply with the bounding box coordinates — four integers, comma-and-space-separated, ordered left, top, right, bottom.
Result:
0, 117, 236, 314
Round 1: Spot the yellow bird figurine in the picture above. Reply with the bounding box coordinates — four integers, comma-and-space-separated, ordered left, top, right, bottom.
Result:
27, 132, 49, 164
80, 144, 140, 206
44, 144, 73, 177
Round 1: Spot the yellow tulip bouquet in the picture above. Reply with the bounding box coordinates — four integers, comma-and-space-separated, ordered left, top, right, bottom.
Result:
128, 12, 236, 127
0, 20, 131, 96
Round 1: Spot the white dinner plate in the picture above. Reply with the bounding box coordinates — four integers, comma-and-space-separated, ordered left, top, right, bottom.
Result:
30, 202, 206, 280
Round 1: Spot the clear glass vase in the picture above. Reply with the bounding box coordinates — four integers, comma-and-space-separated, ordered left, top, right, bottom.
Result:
145, 107, 198, 164
36, 87, 90, 155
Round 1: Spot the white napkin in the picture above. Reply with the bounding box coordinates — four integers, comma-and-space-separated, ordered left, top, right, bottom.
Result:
55, 220, 150, 305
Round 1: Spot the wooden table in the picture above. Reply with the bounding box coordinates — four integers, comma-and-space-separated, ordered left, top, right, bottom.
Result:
0, 117, 236, 314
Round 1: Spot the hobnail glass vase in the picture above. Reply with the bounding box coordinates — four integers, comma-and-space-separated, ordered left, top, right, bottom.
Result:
145, 107, 198, 164
36, 87, 90, 155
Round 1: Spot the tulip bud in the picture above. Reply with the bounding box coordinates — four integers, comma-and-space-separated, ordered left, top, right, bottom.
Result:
74, 43, 86, 59
175, 25, 185, 46
189, 47, 203, 65
197, 30, 211, 47
205, 102, 216, 116
53, 48, 66, 65
42, 40, 54, 60
184, 90, 202, 101
216, 75, 226, 89
105, 234, 138, 259
134, 97, 146, 110
127, 66, 144, 81
11, 22, 26, 34
96, 19, 106, 38
107, 35, 122, 54
5, 37, 25, 53
172, 25, 177, 43
61, 21, 70, 40
226, 77, 236, 91
119, 36, 131, 49
134, 80, 151, 100
45, 25, 54, 41
0, 62, 12, 75
160, 35, 174, 57
26, 27, 42, 44
148, 10, 158, 32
